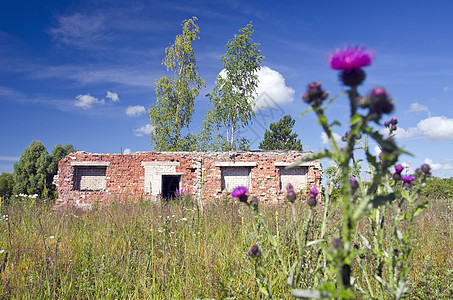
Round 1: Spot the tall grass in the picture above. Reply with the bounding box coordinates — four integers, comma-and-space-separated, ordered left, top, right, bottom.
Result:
0, 196, 451, 299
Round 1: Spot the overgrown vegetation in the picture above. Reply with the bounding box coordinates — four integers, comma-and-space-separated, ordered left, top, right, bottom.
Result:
0, 197, 451, 299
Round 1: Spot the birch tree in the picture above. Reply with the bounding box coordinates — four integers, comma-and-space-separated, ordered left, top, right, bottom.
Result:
149, 17, 205, 151
207, 22, 264, 150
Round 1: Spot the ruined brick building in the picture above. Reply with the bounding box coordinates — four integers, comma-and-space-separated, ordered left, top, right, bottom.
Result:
54, 150, 322, 207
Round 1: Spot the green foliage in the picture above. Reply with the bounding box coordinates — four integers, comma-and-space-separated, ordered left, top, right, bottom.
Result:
12, 141, 76, 200
0, 172, 13, 199
149, 17, 205, 151
205, 22, 264, 150
420, 176, 453, 200
259, 115, 303, 151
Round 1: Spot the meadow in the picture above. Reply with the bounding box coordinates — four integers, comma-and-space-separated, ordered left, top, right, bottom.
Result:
0, 193, 451, 299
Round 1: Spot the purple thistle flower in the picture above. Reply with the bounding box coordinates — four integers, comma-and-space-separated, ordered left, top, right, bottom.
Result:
395, 164, 404, 174
231, 186, 248, 203
309, 187, 318, 198
248, 244, 262, 258
390, 117, 398, 125
329, 46, 374, 72
402, 175, 415, 182
286, 183, 297, 202
350, 178, 359, 191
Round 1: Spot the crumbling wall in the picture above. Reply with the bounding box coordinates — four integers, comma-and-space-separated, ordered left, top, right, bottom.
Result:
54, 150, 322, 206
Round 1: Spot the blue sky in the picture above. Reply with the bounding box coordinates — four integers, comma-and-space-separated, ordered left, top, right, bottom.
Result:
1, 0, 453, 178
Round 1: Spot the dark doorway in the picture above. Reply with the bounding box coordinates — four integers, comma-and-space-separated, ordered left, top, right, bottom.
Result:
161, 175, 181, 200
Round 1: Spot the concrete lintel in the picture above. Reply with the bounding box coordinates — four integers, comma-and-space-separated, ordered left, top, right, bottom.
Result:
70, 161, 110, 167
161, 172, 185, 176
141, 161, 180, 167
275, 162, 311, 167
215, 162, 257, 167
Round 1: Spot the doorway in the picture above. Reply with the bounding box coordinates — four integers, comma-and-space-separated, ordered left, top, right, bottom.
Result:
161, 175, 181, 200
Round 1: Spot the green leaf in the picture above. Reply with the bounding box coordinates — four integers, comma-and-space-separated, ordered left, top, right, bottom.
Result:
306, 239, 325, 247
359, 234, 371, 250
258, 286, 269, 297
395, 279, 410, 300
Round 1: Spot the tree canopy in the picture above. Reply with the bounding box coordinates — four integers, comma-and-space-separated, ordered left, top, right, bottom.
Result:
206, 22, 264, 150
149, 17, 205, 151
258, 115, 303, 151
13, 141, 76, 199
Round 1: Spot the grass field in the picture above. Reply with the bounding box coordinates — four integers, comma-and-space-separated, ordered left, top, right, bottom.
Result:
0, 195, 452, 299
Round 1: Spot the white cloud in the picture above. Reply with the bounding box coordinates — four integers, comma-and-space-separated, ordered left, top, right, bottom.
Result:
424, 158, 453, 171
106, 91, 119, 102
320, 132, 341, 145
49, 13, 105, 47
216, 66, 295, 111
123, 148, 131, 154
74, 94, 104, 109
373, 145, 381, 157
254, 66, 295, 111
134, 124, 153, 136
126, 105, 146, 117
393, 127, 421, 140
443, 86, 451, 92
417, 116, 453, 141
409, 102, 431, 116
394, 116, 453, 142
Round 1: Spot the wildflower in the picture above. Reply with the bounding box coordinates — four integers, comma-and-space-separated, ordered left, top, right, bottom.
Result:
302, 82, 329, 107
286, 183, 297, 203
329, 46, 374, 72
329, 45, 374, 86
350, 178, 359, 193
307, 187, 318, 207
395, 164, 404, 174
360, 87, 394, 122
384, 121, 390, 127
390, 117, 398, 125
231, 186, 248, 203
248, 244, 262, 258
402, 174, 415, 189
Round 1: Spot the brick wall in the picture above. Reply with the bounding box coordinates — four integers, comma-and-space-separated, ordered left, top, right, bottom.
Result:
54, 150, 322, 207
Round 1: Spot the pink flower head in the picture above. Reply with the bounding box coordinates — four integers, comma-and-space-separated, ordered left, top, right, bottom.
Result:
401, 175, 415, 182
231, 186, 248, 198
394, 164, 404, 174
309, 187, 318, 198
329, 46, 374, 72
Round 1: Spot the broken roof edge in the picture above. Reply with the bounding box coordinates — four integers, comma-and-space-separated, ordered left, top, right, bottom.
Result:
70, 150, 316, 156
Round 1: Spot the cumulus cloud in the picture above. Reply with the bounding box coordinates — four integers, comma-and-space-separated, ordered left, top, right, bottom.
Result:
393, 127, 421, 140
126, 105, 146, 117
134, 124, 153, 136
424, 158, 453, 171
106, 91, 119, 102
409, 102, 431, 116
217, 66, 295, 111
417, 116, 453, 141
394, 116, 453, 142
74, 94, 105, 109
320, 132, 342, 145
373, 145, 381, 157
123, 148, 132, 154
254, 66, 295, 110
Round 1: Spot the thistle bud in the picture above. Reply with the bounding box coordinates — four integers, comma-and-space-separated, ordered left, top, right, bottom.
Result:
286, 183, 297, 203
248, 244, 262, 258
390, 117, 398, 125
